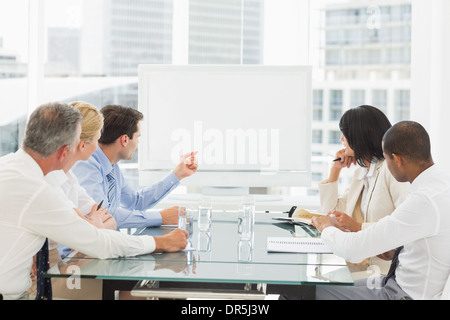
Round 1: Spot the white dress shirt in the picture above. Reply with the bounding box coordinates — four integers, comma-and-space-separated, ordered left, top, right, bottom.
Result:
0, 149, 156, 297
45, 170, 97, 251
321, 165, 450, 300
45, 170, 96, 216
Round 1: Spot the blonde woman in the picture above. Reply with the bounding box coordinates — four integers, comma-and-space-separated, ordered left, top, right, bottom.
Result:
45, 101, 116, 231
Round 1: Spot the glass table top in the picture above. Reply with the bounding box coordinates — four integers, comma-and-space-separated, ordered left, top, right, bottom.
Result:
47, 211, 354, 286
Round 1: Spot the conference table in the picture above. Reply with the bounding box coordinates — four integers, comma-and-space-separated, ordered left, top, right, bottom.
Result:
46, 211, 354, 300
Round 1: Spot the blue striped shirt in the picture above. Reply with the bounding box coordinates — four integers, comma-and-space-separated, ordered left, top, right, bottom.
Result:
72, 147, 179, 228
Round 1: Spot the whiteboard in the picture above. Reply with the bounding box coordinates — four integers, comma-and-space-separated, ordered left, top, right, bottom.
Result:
138, 65, 312, 187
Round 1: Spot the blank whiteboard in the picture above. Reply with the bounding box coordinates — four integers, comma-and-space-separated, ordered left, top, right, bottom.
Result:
138, 65, 312, 188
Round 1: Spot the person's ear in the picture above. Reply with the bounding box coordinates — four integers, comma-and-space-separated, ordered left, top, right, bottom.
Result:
78, 141, 86, 152
55, 145, 70, 162
391, 153, 403, 168
120, 134, 129, 147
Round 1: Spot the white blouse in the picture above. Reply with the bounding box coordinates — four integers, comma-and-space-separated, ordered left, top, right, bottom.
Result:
357, 158, 377, 219
45, 169, 96, 216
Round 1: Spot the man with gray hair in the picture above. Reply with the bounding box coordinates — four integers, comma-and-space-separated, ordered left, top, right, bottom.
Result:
22, 101, 83, 158
0, 102, 187, 300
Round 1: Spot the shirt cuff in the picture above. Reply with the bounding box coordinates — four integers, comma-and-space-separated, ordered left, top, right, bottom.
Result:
320, 226, 339, 246
167, 171, 180, 185
361, 222, 375, 231
144, 209, 163, 226
139, 235, 157, 253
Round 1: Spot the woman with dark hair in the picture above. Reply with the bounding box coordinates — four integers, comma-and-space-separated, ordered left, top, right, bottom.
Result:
318, 105, 410, 277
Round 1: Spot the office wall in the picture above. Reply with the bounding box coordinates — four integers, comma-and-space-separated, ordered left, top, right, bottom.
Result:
411, 0, 450, 171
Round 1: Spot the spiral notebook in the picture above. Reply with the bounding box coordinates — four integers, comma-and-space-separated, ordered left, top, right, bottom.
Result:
267, 237, 333, 253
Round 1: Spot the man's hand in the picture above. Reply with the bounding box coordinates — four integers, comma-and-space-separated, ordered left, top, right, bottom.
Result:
312, 213, 341, 233
377, 249, 396, 261
173, 151, 198, 181
161, 206, 179, 225
332, 211, 362, 232
154, 228, 188, 253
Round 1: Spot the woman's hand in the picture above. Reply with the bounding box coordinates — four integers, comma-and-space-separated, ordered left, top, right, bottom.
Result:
85, 203, 117, 229
333, 148, 356, 169
327, 149, 357, 183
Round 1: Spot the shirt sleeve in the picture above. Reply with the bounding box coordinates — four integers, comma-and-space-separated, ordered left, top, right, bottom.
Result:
21, 185, 156, 258
109, 207, 163, 228
318, 179, 341, 213
320, 193, 439, 263
109, 171, 179, 228
119, 171, 180, 211
318, 170, 359, 213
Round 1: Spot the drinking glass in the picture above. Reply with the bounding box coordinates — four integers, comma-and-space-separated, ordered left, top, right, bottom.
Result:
198, 196, 212, 231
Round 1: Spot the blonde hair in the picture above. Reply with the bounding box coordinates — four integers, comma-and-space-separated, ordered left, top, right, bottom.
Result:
69, 101, 103, 143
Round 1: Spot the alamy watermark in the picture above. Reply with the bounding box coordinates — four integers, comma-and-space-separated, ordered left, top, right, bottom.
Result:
366, 5, 382, 30
170, 121, 280, 174
66, 265, 81, 290
366, 265, 383, 290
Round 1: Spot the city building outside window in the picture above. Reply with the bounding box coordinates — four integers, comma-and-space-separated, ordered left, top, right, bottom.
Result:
0, 0, 414, 196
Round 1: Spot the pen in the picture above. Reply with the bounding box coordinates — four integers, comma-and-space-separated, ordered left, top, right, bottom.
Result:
97, 200, 104, 210
333, 158, 342, 162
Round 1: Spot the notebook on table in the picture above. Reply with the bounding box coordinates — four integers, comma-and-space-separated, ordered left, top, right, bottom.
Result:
266, 237, 333, 254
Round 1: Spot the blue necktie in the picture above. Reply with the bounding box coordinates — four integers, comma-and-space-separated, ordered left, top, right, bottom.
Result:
35, 238, 52, 300
106, 168, 116, 206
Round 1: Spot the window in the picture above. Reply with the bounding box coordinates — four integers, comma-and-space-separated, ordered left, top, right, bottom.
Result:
313, 89, 323, 121
310, 0, 412, 195
0, 0, 29, 157
329, 90, 343, 121
328, 130, 342, 145
311, 172, 323, 183
372, 90, 387, 114
350, 90, 365, 106
312, 130, 323, 144
1, 0, 416, 197
394, 89, 410, 122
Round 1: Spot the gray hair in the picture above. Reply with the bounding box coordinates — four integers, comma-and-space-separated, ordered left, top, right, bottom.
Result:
23, 102, 83, 158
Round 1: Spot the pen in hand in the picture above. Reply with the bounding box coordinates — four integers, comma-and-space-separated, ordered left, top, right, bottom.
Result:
97, 200, 104, 210
333, 158, 342, 162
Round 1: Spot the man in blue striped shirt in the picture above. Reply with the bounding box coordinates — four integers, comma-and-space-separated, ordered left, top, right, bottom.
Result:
72, 105, 198, 228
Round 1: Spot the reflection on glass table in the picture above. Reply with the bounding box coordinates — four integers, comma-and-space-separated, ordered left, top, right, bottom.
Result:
46, 211, 353, 299
129, 213, 347, 267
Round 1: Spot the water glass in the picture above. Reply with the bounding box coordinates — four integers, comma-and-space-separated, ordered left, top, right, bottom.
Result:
237, 240, 253, 262
178, 206, 194, 240
198, 197, 212, 231
197, 231, 211, 252
237, 196, 255, 240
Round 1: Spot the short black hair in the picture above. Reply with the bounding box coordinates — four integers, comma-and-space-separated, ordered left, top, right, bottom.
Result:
98, 105, 143, 145
339, 105, 392, 167
383, 121, 432, 163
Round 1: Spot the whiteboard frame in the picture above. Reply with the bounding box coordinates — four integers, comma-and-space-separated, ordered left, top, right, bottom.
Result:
138, 65, 312, 188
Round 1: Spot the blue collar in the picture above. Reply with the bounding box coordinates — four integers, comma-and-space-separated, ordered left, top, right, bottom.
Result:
92, 147, 115, 177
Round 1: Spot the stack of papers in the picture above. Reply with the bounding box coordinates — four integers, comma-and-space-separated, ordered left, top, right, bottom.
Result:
267, 237, 333, 254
